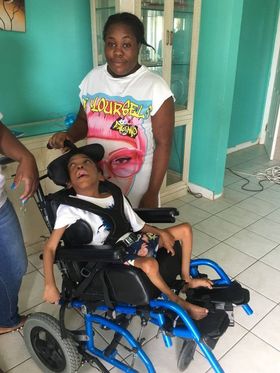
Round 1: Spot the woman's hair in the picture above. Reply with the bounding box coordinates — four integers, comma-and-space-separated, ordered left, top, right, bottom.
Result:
103, 12, 155, 51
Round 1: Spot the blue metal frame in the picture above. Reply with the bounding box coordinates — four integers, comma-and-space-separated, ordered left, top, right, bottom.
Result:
190, 259, 253, 315
69, 256, 253, 373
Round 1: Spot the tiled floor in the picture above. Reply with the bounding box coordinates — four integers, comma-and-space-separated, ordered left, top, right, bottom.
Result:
1, 144, 280, 372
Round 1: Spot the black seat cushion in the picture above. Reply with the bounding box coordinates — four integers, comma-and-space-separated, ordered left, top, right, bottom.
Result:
82, 264, 159, 306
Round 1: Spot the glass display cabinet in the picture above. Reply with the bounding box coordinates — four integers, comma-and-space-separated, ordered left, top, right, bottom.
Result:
90, 0, 201, 202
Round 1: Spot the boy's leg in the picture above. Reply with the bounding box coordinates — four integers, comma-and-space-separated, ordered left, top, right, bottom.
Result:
156, 240, 182, 286
166, 224, 213, 289
134, 257, 208, 320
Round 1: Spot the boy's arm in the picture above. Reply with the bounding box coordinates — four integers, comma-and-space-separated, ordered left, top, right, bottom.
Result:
140, 224, 175, 255
43, 227, 66, 303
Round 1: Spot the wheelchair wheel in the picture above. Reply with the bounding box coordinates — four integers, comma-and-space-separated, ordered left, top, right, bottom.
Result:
23, 312, 81, 373
177, 339, 196, 371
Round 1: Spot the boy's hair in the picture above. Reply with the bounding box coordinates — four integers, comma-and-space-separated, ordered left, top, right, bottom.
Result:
47, 144, 104, 187
103, 12, 155, 51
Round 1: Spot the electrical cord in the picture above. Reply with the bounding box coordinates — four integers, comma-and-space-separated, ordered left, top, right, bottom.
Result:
187, 187, 202, 198
226, 167, 268, 192
256, 166, 280, 184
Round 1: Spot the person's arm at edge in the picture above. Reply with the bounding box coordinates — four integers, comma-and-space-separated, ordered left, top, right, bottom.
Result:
0, 122, 39, 199
139, 96, 174, 208
48, 104, 88, 149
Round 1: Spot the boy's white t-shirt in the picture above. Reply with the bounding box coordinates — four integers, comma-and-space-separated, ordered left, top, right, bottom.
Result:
54, 194, 145, 245
0, 112, 7, 209
79, 64, 174, 207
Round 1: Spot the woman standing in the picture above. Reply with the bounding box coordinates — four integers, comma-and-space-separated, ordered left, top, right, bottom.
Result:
48, 12, 174, 208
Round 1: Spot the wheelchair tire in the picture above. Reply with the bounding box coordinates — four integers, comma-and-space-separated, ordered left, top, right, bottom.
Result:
23, 312, 81, 373
177, 339, 196, 371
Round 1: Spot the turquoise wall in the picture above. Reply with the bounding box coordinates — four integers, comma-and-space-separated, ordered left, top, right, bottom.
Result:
0, 0, 92, 125
228, 0, 279, 147
190, 0, 243, 194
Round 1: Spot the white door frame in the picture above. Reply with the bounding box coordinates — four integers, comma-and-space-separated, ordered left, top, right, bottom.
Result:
260, 9, 280, 154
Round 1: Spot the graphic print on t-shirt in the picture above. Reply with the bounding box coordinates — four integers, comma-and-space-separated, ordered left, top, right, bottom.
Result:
82, 93, 152, 196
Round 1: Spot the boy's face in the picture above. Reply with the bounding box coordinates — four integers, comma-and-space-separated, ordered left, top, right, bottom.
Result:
67, 153, 103, 193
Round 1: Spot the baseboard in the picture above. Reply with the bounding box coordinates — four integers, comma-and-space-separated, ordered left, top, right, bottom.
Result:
227, 140, 259, 154
188, 182, 222, 200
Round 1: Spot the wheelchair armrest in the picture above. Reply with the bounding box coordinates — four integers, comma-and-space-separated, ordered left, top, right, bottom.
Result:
55, 244, 126, 263
134, 207, 179, 223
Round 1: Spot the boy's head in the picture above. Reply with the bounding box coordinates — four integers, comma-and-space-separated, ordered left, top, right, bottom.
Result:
48, 143, 104, 187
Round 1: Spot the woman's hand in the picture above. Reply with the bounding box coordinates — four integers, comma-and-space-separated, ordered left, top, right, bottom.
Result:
13, 155, 39, 201
158, 229, 175, 255
48, 132, 73, 150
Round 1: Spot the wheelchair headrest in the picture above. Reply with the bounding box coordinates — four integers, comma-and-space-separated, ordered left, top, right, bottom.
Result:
47, 143, 105, 186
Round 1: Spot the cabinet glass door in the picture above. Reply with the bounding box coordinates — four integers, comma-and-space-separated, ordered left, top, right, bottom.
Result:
141, 0, 164, 76
94, 0, 115, 65
171, 0, 194, 110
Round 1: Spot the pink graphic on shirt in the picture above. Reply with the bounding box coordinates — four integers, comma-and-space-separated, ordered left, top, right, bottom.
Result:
84, 97, 148, 196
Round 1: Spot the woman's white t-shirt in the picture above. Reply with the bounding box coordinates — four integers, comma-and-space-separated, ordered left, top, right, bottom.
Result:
54, 194, 145, 245
79, 64, 174, 207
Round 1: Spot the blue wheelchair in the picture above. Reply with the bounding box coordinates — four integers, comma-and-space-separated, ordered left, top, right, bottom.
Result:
22, 146, 253, 373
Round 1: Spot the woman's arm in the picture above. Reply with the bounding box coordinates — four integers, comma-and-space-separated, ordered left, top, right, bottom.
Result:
139, 96, 175, 208
0, 122, 39, 200
48, 104, 88, 149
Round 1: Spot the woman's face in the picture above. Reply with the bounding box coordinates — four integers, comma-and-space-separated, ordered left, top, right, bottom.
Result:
104, 23, 140, 78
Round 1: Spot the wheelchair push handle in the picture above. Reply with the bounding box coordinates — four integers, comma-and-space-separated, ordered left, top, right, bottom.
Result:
0, 155, 14, 166
47, 138, 77, 150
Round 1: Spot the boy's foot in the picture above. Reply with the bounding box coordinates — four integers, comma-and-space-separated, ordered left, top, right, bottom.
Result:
0, 315, 28, 335
181, 278, 213, 292
171, 295, 208, 320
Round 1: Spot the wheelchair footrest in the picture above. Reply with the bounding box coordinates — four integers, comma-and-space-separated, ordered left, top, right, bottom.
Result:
187, 280, 250, 306
195, 309, 230, 339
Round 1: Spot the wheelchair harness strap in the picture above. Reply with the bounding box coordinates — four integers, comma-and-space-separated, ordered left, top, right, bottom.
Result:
57, 180, 132, 245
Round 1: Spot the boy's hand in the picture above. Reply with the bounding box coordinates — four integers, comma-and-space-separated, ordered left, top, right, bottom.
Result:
159, 230, 175, 255
43, 285, 60, 304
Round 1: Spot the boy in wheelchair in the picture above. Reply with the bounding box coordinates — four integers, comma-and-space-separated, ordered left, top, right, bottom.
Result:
43, 143, 213, 320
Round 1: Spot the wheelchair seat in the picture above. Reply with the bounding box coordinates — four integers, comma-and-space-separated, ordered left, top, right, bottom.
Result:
24, 142, 252, 373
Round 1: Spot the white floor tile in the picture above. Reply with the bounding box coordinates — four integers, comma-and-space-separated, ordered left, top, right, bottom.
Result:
177, 204, 211, 225
194, 216, 241, 241
234, 285, 276, 330
252, 305, 280, 351
8, 358, 43, 373
199, 242, 256, 278
0, 331, 30, 371
236, 196, 277, 216
18, 271, 45, 313
236, 261, 280, 303
162, 198, 187, 209
192, 228, 220, 257
255, 189, 280, 206
221, 188, 250, 204
216, 205, 262, 228
265, 207, 280, 223
224, 229, 277, 259
28, 251, 43, 270
189, 197, 232, 214
219, 332, 280, 373
261, 244, 280, 270
246, 217, 280, 243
